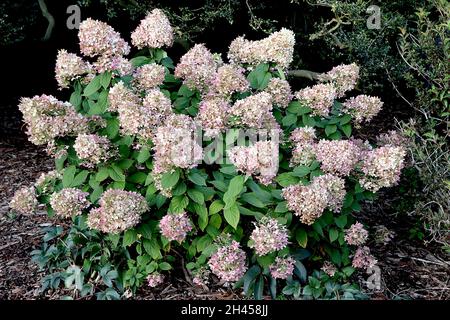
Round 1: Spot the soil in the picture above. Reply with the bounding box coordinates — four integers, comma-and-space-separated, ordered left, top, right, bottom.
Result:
0, 139, 449, 300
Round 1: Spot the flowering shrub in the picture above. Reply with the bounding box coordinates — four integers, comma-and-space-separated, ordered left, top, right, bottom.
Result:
11, 8, 406, 300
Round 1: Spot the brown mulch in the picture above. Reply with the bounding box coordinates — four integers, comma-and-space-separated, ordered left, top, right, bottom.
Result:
0, 140, 449, 300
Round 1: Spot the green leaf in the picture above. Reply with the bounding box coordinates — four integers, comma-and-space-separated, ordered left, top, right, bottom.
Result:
106, 118, 119, 139
90, 186, 103, 203
193, 203, 208, 231
275, 172, 299, 187
242, 265, 261, 295
328, 131, 342, 140
136, 147, 151, 163
159, 262, 172, 271
96, 167, 109, 182
224, 203, 240, 229
282, 113, 297, 127
143, 239, 162, 260
247, 63, 270, 89
130, 56, 151, 67
128, 172, 147, 184
227, 175, 245, 198
100, 72, 112, 89
257, 254, 275, 268
137, 223, 153, 239
169, 195, 189, 213
209, 200, 224, 215
302, 114, 316, 127
241, 193, 265, 208
62, 166, 76, 188
329, 228, 339, 243
335, 215, 348, 229
69, 91, 82, 109
294, 261, 307, 283
274, 201, 288, 213
339, 114, 352, 125
292, 166, 310, 177
187, 189, 205, 204
188, 171, 207, 186
72, 170, 89, 187
341, 123, 352, 138
123, 229, 138, 247
254, 276, 264, 300
83, 75, 101, 96
296, 228, 308, 248
108, 165, 125, 182
172, 182, 187, 196
325, 124, 337, 136
161, 170, 180, 189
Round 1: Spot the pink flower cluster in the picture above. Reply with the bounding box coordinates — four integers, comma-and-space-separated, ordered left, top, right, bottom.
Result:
321, 261, 337, 277
344, 222, 369, 246
87, 189, 148, 233
269, 256, 295, 279
9, 186, 38, 215
208, 240, 247, 283
359, 146, 406, 192
249, 217, 289, 256
175, 44, 217, 91
352, 246, 377, 269
192, 267, 211, 287
78, 18, 130, 57
133, 63, 166, 91
93, 55, 133, 76
282, 174, 346, 224
228, 28, 295, 69
147, 273, 164, 288
289, 127, 317, 167
264, 78, 293, 108
313, 174, 347, 213
314, 139, 361, 176
152, 115, 202, 195
228, 92, 277, 129
34, 170, 61, 195
295, 83, 336, 117
319, 63, 360, 98
50, 188, 90, 218
131, 9, 174, 49
195, 98, 230, 137
74, 133, 112, 167
227, 140, 279, 185
159, 212, 193, 243
210, 64, 249, 98
108, 81, 141, 112
342, 95, 383, 127
55, 49, 91, 89
18, 95, 88, 146
109, 82, 173, 141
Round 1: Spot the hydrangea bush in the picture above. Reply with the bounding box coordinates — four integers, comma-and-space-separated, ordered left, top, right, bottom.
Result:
10, 8, 406, 300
